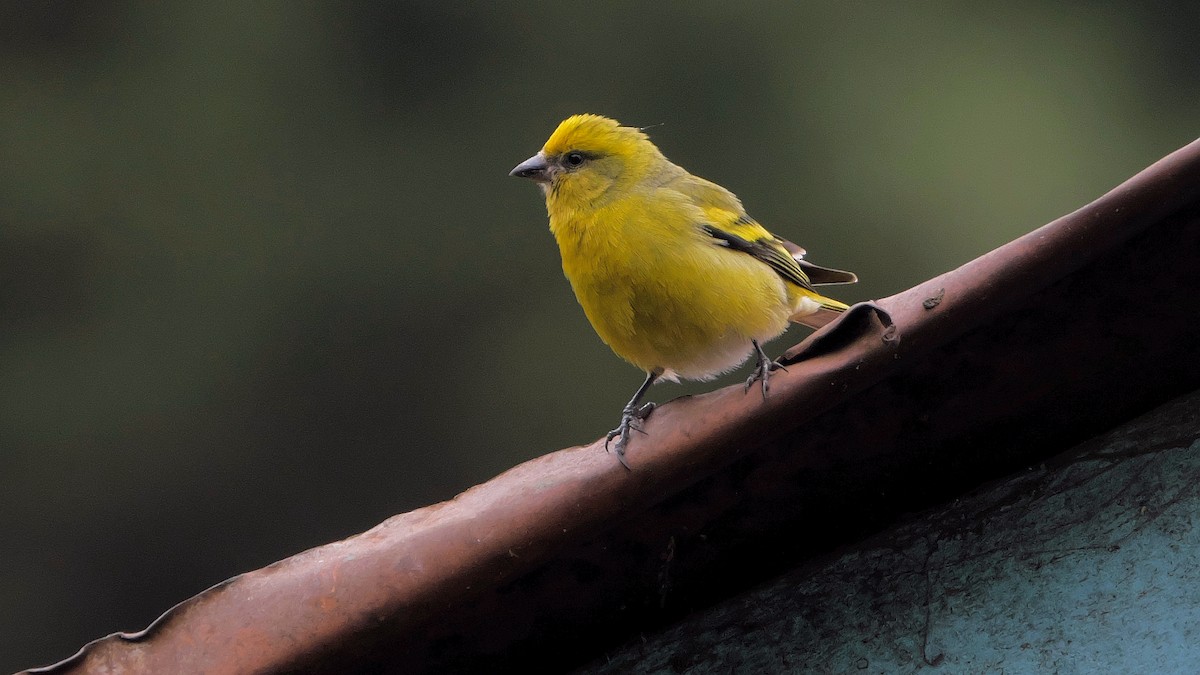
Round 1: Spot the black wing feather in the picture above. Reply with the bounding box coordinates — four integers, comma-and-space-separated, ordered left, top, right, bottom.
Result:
702, 225, 815, 291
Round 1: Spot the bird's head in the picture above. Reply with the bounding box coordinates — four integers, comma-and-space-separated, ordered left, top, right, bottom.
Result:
510, 114, 665, 205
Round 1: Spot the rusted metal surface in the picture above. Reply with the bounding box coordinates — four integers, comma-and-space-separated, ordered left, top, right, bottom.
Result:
21, 138, 1200, 674
581, 389, 1200, 673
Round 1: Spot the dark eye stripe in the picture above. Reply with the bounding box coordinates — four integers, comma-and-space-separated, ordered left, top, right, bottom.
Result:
563, 150, 602, 165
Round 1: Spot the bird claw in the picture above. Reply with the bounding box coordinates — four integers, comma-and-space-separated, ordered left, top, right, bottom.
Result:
744, 340, 787, 399
605, 402, 656, 469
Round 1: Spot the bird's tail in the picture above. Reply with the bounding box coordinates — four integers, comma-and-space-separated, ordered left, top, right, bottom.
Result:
790, 295, 849, 329
798, 260, 857, 285
783, 247, 857, 328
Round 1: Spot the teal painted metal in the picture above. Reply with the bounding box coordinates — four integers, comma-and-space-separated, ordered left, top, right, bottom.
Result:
584, 390, 1200, 673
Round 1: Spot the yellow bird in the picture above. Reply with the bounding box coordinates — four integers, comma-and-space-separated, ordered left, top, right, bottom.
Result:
511, 114, 856, 467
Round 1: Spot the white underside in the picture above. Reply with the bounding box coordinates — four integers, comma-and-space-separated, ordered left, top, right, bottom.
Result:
790, 295, 822, 321
654, 295, 821, 382
658, 341, 752, 382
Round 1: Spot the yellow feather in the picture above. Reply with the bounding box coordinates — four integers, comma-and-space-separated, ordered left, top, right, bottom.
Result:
511, 114, 857, 461
519, 114, 853, 379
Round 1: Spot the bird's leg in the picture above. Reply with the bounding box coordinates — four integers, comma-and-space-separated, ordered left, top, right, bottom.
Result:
744, 339, 787, 399
605, 369, 661, 469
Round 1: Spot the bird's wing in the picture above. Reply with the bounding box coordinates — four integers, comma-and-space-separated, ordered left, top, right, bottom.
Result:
778, 239, 806, 258
779, 235, 858, 284
664, 175, 808, 288
666, 171, 856, 289
699, 210, 815, 292
666, 172, 745, 213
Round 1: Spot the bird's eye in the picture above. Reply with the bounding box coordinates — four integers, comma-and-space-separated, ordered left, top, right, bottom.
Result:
564, 151, 586, 167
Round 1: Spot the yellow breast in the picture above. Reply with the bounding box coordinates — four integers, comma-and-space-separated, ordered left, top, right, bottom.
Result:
549, 191, 795, 381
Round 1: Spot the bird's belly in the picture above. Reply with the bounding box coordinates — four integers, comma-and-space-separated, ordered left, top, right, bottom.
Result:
568, 249, 793, 381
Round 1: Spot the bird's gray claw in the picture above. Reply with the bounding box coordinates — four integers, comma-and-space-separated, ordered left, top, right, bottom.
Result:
745, 341, 787, 399
604, 402, 655, 469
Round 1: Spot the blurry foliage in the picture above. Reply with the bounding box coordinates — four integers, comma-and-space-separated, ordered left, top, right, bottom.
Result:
1, 1, 1196, 670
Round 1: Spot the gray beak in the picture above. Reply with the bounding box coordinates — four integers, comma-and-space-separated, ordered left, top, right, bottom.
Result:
509, 153, 550, 182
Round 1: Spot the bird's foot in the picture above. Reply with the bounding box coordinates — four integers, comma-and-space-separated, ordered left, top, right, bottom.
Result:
744, 340, 788, 399
605, 402, 656, 469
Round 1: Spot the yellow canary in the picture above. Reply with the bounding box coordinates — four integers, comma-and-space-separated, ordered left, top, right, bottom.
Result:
511, 114, 856, 467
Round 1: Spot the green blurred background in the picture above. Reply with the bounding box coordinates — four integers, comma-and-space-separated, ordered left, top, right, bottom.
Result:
1, 1, 1196, 669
